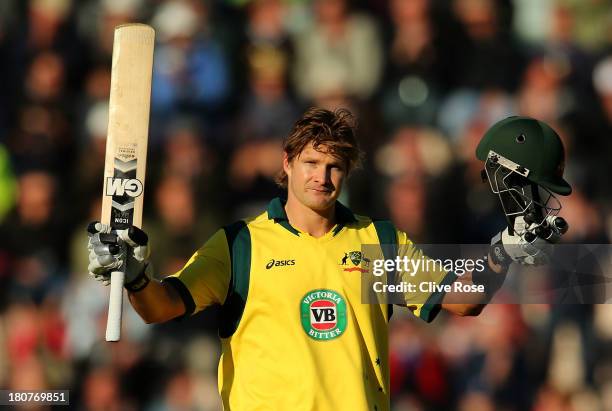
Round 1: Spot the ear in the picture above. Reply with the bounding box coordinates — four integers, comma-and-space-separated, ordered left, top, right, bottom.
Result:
283, 152, 291, 176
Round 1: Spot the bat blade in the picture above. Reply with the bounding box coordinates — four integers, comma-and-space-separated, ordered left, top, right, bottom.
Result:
102, 24, 154, 342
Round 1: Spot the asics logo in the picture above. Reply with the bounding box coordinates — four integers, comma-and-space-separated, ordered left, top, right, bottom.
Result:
266, 259, 295, 269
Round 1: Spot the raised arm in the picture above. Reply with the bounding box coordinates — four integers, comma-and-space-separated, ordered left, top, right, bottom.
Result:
126, 279, 186, 323
441, 217, 566, 316
88, 222, 230, 325
88, 222, 186, 323
441, 253, 507, 316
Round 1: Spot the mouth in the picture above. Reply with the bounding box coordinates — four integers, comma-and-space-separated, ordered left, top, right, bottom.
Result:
308, 187, 333, 194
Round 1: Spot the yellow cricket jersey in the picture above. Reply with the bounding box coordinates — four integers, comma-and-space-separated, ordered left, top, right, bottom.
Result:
163, 198, 455, 411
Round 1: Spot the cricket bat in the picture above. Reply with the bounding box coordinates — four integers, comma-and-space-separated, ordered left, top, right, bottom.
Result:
102, 24, 155, 342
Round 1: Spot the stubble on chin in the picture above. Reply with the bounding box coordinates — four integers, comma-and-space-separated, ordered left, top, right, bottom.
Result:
304, 191, 337, 211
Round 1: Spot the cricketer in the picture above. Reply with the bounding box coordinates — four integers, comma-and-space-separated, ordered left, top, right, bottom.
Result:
87, 108, 571, 410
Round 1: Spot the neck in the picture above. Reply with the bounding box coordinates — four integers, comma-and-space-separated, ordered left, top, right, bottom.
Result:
284, 194, 336, 238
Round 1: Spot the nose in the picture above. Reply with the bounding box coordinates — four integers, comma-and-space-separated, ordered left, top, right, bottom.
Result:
313, 165, 331, 185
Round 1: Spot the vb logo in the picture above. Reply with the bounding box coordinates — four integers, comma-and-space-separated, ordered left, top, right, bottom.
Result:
310, 302, 337, 330
106, 177, 143, 197
300, 289, 347, 341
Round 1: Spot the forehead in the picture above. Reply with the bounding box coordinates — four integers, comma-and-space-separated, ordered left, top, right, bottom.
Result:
297, 143, 340, 161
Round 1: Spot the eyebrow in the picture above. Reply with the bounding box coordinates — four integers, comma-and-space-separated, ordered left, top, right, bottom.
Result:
299, 151, 345, 168
302, 156, 346, 169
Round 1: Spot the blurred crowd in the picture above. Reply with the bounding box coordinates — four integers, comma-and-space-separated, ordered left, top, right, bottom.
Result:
0, 0, 611, 410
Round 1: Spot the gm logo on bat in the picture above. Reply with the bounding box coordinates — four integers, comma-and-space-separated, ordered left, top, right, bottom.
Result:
105, 177, 143, 197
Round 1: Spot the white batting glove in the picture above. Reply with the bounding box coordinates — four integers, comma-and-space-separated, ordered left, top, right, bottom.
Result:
87, 222, 151, 286
490, 215, 568, 266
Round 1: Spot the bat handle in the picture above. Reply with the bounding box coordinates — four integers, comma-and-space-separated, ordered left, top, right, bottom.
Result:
105, 269, 125, 341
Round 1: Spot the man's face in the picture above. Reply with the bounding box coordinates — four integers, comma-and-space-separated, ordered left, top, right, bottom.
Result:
284, 143, 347, 212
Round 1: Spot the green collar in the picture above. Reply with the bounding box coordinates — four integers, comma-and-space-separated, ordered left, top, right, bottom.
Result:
266, 197, 357, 236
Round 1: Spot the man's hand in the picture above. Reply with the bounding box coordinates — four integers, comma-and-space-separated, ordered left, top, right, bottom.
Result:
490, 215, 568, 267
87, 222, 151, 288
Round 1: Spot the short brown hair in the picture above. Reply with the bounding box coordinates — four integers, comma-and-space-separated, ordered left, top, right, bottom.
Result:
276, 107, 362, 188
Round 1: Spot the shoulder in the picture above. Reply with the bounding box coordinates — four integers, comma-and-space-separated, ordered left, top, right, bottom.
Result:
348, 216, 414, 246
245, 210, 269, 226
219, 210, 267, 245
348, 214, 379, 230
350, 214, 395, 231
342, 214, 395, 241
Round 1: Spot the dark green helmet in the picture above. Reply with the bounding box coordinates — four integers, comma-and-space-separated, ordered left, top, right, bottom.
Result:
476, 116, 572, 195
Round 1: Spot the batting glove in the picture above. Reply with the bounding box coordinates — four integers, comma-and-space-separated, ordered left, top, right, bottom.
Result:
490, 215, 568, 267
87, 222, 151, 290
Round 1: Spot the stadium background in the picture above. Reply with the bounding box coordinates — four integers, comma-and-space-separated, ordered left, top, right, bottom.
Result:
0, 0, 611, 409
